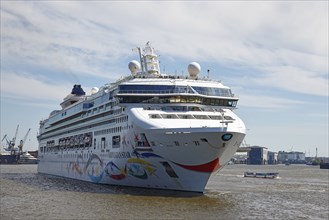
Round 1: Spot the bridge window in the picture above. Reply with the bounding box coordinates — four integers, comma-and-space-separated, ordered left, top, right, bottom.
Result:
119, 95, 237, 108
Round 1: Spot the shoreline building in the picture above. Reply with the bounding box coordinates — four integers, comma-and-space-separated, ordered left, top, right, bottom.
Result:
277, 151, 305, 164
232, 152, 248, 164
247, 146, 268, 165
267, 151, 278, 165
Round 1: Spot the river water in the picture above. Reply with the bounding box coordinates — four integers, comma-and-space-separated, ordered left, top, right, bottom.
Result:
0, 164, 328, 219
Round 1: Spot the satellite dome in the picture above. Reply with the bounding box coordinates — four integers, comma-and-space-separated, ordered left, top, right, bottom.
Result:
91, 87, 99, 95
128, 60, 141, 75
188, 62, 201, 79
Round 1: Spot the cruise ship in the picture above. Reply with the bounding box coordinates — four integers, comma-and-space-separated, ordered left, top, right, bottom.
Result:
37, 42, 246, 193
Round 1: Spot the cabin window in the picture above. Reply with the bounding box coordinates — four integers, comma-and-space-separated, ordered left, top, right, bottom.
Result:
101, 137, 106, 149
177, 114, 194, 119
224, 116, 234, 120
193, 115, 210, 119
112, 136, 120, 148
150, 114, 159, 119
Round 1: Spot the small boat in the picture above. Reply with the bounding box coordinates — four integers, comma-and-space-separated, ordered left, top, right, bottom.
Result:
244, 172, 279, 179
18, 152, 38, 164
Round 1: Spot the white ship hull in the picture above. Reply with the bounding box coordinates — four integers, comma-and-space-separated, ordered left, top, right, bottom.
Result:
38, 132, 244, 193
38, 107, 245, 192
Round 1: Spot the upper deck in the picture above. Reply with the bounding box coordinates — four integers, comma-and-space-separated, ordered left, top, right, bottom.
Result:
116, 76, 238, 108
118, 77, 234, 97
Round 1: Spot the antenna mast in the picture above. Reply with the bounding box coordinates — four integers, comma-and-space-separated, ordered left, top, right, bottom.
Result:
137, 47, 145, 73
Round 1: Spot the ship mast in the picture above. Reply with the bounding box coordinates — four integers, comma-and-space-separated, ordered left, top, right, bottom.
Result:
143, 41, 160, 75
131, 42, 161, 77
137, 47, 145, 73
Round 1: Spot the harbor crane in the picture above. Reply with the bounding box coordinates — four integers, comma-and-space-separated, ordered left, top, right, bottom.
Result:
12, 124, 19, 148
2, 135, 10, 144
1, 125, 19, 151
17, 128, 31, 153
1, 135, 11, 148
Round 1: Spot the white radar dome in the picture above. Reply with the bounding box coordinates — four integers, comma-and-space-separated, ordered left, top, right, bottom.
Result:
128, 60, 141, 76
91, 87, 99, 94
188, 62, 201, 79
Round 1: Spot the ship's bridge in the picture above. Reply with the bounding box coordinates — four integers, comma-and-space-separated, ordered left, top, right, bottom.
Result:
118, 84, 233, 97
116, 79, 239, 108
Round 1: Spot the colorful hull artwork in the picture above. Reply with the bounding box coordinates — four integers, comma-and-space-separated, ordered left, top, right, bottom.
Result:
40, 125, 245, 192
64, 151, 221, 186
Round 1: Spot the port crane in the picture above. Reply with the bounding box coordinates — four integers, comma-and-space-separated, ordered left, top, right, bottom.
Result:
1, 135, 11, 146
1, 125, 19, 151
17, 128, 31, 153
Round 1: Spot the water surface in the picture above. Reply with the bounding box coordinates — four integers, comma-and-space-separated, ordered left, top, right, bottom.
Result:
1, 164, 328, 219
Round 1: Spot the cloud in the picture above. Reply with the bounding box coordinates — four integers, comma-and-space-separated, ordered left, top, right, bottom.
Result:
307, 113, 329, 118
1, 71, 76, 103
1, 2, 130, 80
237, 93, 305, 110
253, 66, 328, 97
1, 1, 328, 99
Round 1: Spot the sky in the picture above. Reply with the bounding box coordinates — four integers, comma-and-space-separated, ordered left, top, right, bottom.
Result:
1, 1, 328, 157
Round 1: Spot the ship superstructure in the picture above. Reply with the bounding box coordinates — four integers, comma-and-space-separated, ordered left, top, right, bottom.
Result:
37, 42, 246, 192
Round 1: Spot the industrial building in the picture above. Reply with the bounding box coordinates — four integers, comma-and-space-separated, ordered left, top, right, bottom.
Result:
277, 151, 306, 164
247, 146, 268, 165
233, 147, 308, 165
267, 151, 278, 164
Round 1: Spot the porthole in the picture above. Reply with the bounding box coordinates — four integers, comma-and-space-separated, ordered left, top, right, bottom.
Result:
221, 133, 233, 141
